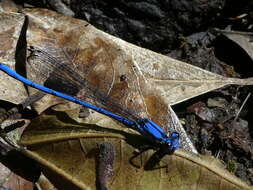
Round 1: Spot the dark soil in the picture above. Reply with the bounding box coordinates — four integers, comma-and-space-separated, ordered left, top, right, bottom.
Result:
5, 0, 253, 187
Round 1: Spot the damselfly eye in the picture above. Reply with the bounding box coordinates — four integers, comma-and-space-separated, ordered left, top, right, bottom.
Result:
170, 132, 179, 139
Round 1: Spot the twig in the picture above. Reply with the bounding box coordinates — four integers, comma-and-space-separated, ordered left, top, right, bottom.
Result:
233, 93, 251, 122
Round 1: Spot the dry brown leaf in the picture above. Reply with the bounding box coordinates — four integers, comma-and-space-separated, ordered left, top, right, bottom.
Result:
23, 9, 253, 108
20, 113, 253, 190
0, 0, 19, 13
0, 11, 27, 104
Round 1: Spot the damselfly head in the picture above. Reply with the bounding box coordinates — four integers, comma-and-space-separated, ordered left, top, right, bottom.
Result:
168, 132, 180, 151
170, 132, 179, 139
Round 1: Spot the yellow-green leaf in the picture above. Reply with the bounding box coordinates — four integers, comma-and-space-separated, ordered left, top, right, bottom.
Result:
20, 113, 253, 190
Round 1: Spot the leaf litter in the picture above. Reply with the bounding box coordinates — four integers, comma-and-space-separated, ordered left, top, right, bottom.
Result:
0, 6, 253, 189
